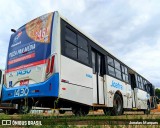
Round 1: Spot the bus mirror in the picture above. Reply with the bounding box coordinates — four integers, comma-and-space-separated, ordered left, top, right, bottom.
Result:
11, 29, 16, 33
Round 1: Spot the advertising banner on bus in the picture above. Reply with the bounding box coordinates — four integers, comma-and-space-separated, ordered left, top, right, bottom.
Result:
6, 13, 53, 73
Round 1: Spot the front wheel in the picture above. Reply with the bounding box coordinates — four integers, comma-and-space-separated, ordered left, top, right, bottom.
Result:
111, 94, 123, 116
144, 104, 150, 115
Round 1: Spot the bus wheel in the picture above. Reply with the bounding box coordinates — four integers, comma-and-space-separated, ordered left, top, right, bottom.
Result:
111, 94, 123, 116
144, 105, 150, 115
18, 104, 32, 114
72, 106, 89, 116
59, 110, 65, 114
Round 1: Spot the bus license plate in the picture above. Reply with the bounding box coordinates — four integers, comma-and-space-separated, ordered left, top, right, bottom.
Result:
20, 79, 29, 86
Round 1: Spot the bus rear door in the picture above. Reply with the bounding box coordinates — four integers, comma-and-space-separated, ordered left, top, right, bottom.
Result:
92, 50, 105, 105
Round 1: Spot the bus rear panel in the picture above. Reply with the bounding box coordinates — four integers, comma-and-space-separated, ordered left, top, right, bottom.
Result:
3, 12, 59, 105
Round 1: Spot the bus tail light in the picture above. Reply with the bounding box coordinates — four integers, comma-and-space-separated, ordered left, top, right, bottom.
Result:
50, 56, 55, 74
46, 58, 51, 74
46, 55, 55, 78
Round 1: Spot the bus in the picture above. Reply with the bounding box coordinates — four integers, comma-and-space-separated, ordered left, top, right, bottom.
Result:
2, 11, 156, 115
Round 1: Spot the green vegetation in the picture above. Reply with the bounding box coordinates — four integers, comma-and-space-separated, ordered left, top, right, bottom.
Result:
155, 88, 160, 98
0, 111, 160, 128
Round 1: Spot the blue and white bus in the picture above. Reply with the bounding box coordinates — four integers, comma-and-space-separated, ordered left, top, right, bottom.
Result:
2, 12, 156, 115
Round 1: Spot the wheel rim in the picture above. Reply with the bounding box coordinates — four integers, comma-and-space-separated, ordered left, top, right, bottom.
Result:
19, 105, 30, 113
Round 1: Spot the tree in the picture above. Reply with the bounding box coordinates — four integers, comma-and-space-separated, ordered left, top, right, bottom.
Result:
155, 88, 160, 98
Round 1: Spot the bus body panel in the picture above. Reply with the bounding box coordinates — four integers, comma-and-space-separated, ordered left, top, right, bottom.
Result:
6, 64, 47, 88
131, 89, 136, 108
2, 73, 59, 101
105, 75, 132, 108
60, 82, 93, 105
59, 55, 93, 105
134, 88, 147, 109
92, 74, 97, 104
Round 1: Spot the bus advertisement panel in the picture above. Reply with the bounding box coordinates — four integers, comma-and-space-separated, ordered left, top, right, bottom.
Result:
6, 13, 53, 73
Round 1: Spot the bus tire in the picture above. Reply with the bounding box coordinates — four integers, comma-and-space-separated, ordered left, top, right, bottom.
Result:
18, 104, 32, 114
72, 106, 89, 116
59, 110, 65, 114
111, 94, 123, 116
144, 105, 150, 115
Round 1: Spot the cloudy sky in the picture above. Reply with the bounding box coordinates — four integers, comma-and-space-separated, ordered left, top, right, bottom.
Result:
0, 0, 160, 88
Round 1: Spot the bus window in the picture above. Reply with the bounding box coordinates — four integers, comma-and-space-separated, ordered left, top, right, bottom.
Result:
62, 22, 90, 65
121, 65, 125, 73
107, 56, 114, 67
108, 66, 115, 76
143, 80, 147, 91
78, 48, 89, 64
78, 35, 88, 52
115, 69, 121, 79
92, 51, 96, 74
114, 60, 121, 79
78, 35, 89, 64
114, 60, 121, 70
65, 41, 77, 59
122, 65, 128, 82
65, 27, 77, 45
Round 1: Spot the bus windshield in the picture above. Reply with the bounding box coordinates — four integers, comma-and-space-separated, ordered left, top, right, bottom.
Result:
6, 13, 54, 73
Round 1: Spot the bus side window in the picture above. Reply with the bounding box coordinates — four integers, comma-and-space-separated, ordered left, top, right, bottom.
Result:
62, 20, 90, 66
65, 27, 77, 45
92, 51, 96, 74
64, 27, 78, 59
135, 75, 139, 88
65, 41, 77, 59
78, 35, 89, 64
98, 54, 105, 76
122, 65, 128, 82
107, 56, 115, 76
78, 35, 88, 52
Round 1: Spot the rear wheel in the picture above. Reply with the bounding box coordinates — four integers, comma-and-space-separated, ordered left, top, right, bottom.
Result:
144, 104, 150, 115
18, 104, 32, 114
59, 110, 66, 114
110, 94, 123, 116
72, 106, 89, 116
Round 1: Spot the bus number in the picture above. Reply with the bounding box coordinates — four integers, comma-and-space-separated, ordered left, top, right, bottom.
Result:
14, 88, 29, 97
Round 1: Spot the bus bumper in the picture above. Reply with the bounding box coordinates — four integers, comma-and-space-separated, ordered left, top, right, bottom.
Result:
2, 73, 59, 101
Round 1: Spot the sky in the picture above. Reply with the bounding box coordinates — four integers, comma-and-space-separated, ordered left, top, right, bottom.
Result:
0, 0, 160, 88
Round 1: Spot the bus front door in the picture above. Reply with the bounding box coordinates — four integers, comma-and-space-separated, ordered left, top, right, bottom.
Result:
92, 50, 105, 105
129, 73, 136, 108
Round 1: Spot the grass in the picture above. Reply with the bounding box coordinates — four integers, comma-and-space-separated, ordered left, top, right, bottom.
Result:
0, 110, 160, 127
